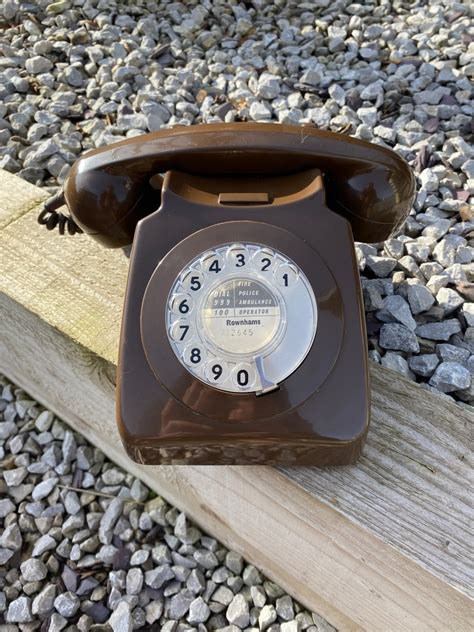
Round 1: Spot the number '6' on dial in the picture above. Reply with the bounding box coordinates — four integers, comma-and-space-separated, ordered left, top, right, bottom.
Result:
171, 293, 193, 315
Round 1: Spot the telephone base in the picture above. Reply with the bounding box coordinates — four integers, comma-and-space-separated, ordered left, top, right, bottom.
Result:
122, 435, 369, 467
116, 168, 370, 467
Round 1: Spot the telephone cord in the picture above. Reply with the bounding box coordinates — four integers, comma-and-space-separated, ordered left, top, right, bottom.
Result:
37, 188, 83, 236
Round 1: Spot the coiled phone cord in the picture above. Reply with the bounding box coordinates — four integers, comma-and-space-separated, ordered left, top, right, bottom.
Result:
37, 188, 83, 236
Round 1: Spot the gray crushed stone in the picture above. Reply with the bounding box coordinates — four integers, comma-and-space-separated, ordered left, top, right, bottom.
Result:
0, 374, 335, 631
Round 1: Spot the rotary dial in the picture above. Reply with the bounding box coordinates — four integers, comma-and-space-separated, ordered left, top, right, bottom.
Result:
166, 243, 317, 394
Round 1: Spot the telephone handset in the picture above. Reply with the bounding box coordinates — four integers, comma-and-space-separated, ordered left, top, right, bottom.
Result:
44, 123, 414, 465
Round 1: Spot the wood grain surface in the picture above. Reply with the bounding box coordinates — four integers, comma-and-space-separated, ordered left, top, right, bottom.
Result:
0, 169, 472, 631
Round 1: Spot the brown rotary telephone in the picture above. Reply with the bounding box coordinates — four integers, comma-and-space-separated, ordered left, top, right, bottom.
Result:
40, 123, 415, 465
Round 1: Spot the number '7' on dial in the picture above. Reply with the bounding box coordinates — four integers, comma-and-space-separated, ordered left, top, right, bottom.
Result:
170, 320, 191, 342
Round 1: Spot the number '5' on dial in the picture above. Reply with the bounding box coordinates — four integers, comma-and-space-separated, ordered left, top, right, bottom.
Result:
182, 271, 203, 292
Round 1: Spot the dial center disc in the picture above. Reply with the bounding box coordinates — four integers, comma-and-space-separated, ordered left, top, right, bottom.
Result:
201, 277, 282, 355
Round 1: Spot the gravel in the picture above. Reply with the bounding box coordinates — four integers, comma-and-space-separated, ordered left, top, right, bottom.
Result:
416, 319, 463, 341
408, 354, 440, 378
381, 352, 414, 379
0, 374, 334, 631
54, 591, 81, 618
259, 603, 278, 630
226, 593, 250, 628
429, 361, 471, 392
0, 0, 471, 404
407, 284, 436, 315
20, 559, 48, 582
376, 295, 417, 331
187, 596, 211, 625
6, 596, 33, 623
380, 323, 420, 353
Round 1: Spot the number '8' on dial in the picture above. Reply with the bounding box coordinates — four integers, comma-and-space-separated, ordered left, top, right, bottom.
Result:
183, 344, 206, 367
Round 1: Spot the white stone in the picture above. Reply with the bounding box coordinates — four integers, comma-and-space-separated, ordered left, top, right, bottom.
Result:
436, 288, 464, 315
419, 168, 439, 192
187, 596, 210, 624
374, 125, 396, 142
462, 303, 474, 327
226, 593, 250, 628
25, 56, 53, 74
257, 73, 281, 100
249, 101, 272, 121
6, 597, 33, 623
54, 592, 80, 618
21, 558, 48, 581
109, 600, 133, 632
429, 362, 471, 392
427, 274, 449, 295
300, 69, 322, 86
259, 604, 277, 630
328, 84, 345, 107
357, 106, 378, 126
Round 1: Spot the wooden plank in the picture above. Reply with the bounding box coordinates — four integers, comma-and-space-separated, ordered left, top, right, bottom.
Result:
0, 169, 48, 230
0, 170, 472, 631
0, 295, 472, 632
282, 364, 474, 598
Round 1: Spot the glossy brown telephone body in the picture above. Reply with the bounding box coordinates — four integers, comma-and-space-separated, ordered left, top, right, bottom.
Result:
62, 123, 415, 465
